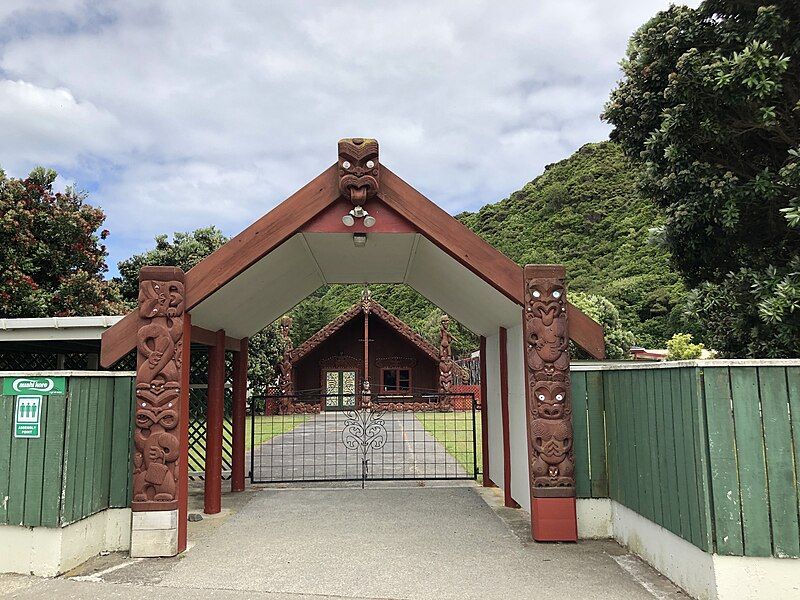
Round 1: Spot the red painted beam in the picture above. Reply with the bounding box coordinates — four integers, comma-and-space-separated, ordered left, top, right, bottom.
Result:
499, 327, 519, 508
205, 329, 226, 514
231, 338, 248, 492
191, 325, 241, 351
479, 336, 493, 488
177, 313, 191, 553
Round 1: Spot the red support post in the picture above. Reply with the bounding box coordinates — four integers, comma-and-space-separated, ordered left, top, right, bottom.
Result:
205, 329, 225, 514
231, 337, 248, 492
177, 313, 191, 552
479, 335, 492, 487
499, 327, 519, 508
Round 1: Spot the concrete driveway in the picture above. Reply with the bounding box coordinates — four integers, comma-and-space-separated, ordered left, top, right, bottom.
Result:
250, 412, 470, 482
0, 483, 687, 599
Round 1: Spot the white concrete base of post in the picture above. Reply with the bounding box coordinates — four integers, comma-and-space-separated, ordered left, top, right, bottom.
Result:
130, 509, 178, 558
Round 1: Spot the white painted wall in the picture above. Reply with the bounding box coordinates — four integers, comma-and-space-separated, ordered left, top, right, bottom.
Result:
484, 333, 504, 489
505, 323, 530, 513
575, 499, 800, 600
576, 498, 612, 539
0, 508, 131, 577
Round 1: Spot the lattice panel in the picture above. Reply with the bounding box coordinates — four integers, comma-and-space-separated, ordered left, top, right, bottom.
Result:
187, 349, 234, 480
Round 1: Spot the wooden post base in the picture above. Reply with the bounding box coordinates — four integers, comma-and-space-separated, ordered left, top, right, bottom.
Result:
531, 497, 577, 542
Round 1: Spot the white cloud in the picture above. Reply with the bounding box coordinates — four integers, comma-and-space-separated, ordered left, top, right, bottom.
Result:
0, 80, 125, 171
0, 0, 700, 270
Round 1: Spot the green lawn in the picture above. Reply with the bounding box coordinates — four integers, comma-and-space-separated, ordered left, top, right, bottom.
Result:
188, 414, 310, 471
246, 414, 310, 449
414, 411, 482, 475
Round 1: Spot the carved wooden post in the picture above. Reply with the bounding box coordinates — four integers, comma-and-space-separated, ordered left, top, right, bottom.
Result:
131, 266, 187, 557
278, 315, 294, 414
361, 289, 372, 408
438, 314, 454, 411
522, 264, 577, 542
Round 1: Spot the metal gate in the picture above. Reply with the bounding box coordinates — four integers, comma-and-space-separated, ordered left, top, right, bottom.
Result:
249, 392, 478, 484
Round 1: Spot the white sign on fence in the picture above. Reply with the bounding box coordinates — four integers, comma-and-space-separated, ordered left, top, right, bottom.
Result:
14, 395, 42, 438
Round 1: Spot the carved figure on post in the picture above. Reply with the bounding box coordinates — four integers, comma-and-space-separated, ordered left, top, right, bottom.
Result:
438, 314, 454, 411
523, 265, 574, 497
133, 267, 185, 510
278, 315, 294, 414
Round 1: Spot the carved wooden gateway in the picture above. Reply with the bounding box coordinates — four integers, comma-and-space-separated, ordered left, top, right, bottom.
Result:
102, 137, 605, 556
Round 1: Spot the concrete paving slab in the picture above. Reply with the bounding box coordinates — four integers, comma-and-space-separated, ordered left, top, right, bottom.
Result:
0, 484, 688, 599
159, 486, 683, 599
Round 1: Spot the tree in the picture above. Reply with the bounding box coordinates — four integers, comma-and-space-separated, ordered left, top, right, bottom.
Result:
570, 292, 635, 359
666, 333, 705, 360
117, 227, 282, 390
0, 167, 123, 318
116, 226, 229, 304
458, 142, 685, 348
603, 1, 800, 357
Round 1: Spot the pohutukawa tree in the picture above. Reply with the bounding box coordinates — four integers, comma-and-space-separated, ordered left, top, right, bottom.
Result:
603, 0, 800, 357
0, 167, 123, 318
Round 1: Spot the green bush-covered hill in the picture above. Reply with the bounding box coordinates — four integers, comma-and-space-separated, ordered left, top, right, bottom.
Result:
457, 141, 685, 346
296, 142, 684, 351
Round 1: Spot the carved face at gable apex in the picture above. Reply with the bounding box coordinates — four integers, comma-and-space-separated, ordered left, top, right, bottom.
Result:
338, 138, 380, 205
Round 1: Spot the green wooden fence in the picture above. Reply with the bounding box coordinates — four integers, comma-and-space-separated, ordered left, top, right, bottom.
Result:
0, 374, 134, 528
572, 362, 800, 558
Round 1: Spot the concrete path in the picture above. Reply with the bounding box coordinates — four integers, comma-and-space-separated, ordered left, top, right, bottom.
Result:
0, 484, 687, 599
250, 412, 469, 482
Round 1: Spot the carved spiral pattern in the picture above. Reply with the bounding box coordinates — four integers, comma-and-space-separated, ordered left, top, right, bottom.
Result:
133, 268, 185, 510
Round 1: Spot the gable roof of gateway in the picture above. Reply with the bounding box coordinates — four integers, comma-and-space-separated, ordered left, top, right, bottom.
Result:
101, 139, 605, 367
292, 296, 439, 364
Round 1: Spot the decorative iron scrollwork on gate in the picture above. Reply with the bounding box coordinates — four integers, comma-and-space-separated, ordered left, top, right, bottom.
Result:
341, 406, 387, 488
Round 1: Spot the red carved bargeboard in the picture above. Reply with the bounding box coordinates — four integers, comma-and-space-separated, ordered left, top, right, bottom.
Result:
523, 265, 575, 498
133, 266, 185, 511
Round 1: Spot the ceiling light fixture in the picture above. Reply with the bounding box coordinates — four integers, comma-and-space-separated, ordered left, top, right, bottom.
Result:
341, 205, 376, 228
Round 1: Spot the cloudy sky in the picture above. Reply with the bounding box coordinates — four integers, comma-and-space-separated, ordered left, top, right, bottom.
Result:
0, 1, 696, 275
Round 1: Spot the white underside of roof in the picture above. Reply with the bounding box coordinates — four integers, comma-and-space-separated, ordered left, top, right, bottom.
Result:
0, 316, 123, 341
189, 232, 521, 339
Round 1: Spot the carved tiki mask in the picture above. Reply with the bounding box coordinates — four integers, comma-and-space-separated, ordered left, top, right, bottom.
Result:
526, 280, 568, 367
338, 138, 380, 205
532, 382, 569, 419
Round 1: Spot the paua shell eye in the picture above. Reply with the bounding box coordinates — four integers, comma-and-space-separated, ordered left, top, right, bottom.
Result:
538, 394, 545, 401
342, 160, 351, 169
366, 160, 375, 168
555, 393, 564, 401
533, 290, 541, 298
552, 290, 561, 299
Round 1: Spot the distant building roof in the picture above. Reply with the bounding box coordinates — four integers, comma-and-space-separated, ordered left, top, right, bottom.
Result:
292, 297, 439, 363
629, 347, 669, 361
0, 316, 124, 341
